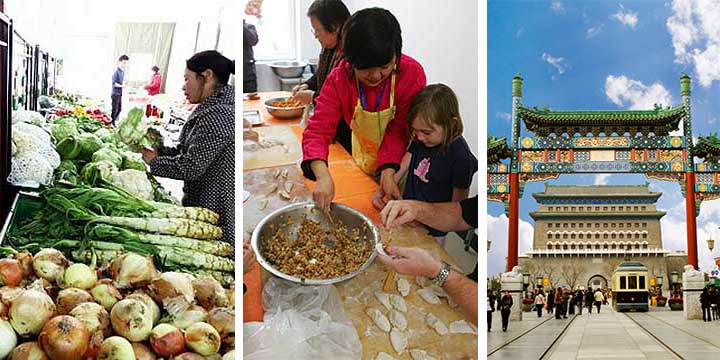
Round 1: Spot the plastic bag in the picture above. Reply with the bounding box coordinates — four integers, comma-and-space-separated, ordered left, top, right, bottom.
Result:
243, 278, 362, 360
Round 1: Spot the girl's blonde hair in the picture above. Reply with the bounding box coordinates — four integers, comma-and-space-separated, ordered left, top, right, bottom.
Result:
407, 84, 463, 147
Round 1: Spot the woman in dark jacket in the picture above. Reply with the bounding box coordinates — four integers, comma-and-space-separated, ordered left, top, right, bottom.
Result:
500, 290, 513, 332
143, 50, 235, 244
701, 286, 712, 322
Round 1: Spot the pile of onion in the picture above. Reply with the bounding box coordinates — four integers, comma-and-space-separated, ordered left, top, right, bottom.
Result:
61, 263, 97, 290
70, 302, 111, 336
150, 323, 185, 357
10, 286, 56, 337
32, 249, 68, 284
184, 322, 220, 356
125, 291, 160, 326
132, 343, 157, 360
0, 258, 24, 287
9, 341, 48, 360
56, 288, 93, 315
38, 316, 90, 360
90, 279, 123, 311
109, 254, 157, 289
0, 319, 17, 359
208, 307, 234, 346
97, 336, 134, 360
193, 277, 229, 310
110, 299, 153, 342
173, 305, 208, 330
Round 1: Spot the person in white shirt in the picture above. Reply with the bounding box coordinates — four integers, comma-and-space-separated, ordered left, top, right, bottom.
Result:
594, 289, 605, 313
534, 292, 546, 318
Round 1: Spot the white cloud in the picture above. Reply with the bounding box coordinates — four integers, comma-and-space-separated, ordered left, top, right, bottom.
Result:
542, 52, 569, 74
667, 0, 720, 87
594, 174, 612, 185
586, 24, 604, 38
487, 214, 535, 276
550, 1, 565, 13
496, 112, 511, 122
611, 4, 639, 29
660, 195, 720, 272
604, 75, 673, 110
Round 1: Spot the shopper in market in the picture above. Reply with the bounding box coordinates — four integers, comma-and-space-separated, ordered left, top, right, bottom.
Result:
144, 65, 162, 117
377, 196, 477, 325
243, 19, 259, 93
301, 7, 427, 215
111, 54, 129, 125
290, 0, 351, 151
142, 50, 235, 244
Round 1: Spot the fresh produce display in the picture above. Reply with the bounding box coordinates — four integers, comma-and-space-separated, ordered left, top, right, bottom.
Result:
8, 121, 61, 186
0, 250, 234, 359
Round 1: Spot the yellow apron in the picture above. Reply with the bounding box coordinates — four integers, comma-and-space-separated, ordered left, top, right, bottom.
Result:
350, 71, 397, 175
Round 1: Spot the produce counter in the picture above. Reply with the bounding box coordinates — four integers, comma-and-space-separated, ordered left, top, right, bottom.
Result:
243, 92, 477, 359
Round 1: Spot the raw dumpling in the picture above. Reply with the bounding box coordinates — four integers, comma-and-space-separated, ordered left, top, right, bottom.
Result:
390, 294, 407, 312
376, 352, 396, 360
375, 292, 393, 311
417, 288, 441, 305
390, 328, 408, 354
450, 320, 477, 334
366, 308, 391, 332
429, 285, 448, 298
426, 313, 448, 335
416, 276, 432, 288
410, 349, 437, 360
397, 278, 411, 297
389, 309, 407, 331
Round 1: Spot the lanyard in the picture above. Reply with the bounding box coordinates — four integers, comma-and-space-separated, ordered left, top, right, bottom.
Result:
358, 78, 388, 112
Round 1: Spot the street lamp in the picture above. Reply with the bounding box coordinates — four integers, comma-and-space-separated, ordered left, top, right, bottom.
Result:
657, 275, 663, 296
537, 274, 543, 291
671, 271, 679, 295
487, 239, 492, 252
708, 238, 715, 253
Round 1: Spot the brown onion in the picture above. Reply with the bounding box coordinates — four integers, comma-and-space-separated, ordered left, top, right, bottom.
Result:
10, 288, 56, 336
173, 352, 206, 360
131, 342, 157, 360
83, 331, 104, 359
15, 252, 34, 279
0, 286, 24, 306
208, 307, 234, 346
32, 249, 68, 284
173, 305, 208, 330
148, 272, 195, 306
0, 258, 24, 287
126, 291, 161, 325
38, 316, 90, 360
110, 298, 153, 342
185, 322, 220, 356
150, 323, 185, 357
9, 342, 48, 360
193, 277, 229, 310
69, 302, 111, 336
0, 298, 7, 319
90, 279, 123, 311
97, 336, 134, 360
60, 263, 97, 290
56, 288, 93, 315
109, 254, 157, 289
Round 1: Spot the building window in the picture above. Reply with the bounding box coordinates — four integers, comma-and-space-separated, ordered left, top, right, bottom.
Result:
579, 233, 584, 239
611, 234, 616, 239
642, 206, 647, 210
563, 244, 568, 250
571, 207, 576, 211
635, 233, 641, 239
564, 207, 569, 211
627, 223, 632, 228
595, 223, 600, 228
595, 234, 600, 239
548, 206, 553, 211
611, 244, 617, 249
603, 206, 608, 211
563, 234, 568, 239
604, 234, 609, 239
635, 223, 640, 227
548, 244, 553, 250
579, 207, 584, 212
571, 223, 576, 228
579, 223, 584, 228
603, 223, 608, 228
611, 206, 616, 211
619, 233, 624, 239
642, 233, 647, 239
548, 234, 552, 239
611, 223, 616, 228
564, 224, 568, 228
548, 223, 553, 228
642, 223, 647, 228
643, 244, 648, 249
619, 223, 624, 228
595, 206, 600, 211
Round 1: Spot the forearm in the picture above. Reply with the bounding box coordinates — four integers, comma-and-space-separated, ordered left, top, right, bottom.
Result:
443, 271, 478, 325
311, 160, 332, 182
414, 201, 468, 232
451, 187, 469, 202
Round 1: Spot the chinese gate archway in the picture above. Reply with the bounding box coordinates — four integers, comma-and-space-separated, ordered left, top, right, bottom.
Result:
489, 74, 720, 272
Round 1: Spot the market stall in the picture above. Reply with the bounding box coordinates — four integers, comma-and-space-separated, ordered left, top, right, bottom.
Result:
243, 92, 478, 359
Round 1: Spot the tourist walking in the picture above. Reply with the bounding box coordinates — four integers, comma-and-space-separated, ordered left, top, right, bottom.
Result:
554, 288, 564, 319
562, 289, 570, 318
575, 289, 584, 315
534, 291, 545, 318
585, 290, 594, 314
711, 286, 720, 320
594, 288, 605, 313
700, 286, 712, 322
487, 295, 494, 331
547, 289, 555, 314
568, 289, 575, 315
500, 290, 513, 332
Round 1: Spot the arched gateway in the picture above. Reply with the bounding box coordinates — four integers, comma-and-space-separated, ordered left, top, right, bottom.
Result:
489, 74, 720, 272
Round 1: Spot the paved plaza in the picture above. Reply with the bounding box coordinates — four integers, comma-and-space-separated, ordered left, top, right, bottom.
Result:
487, 306, 720, 359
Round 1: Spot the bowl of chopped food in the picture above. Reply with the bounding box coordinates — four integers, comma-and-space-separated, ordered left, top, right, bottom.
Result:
264, 97, 305, 119
251, 202, 380, 285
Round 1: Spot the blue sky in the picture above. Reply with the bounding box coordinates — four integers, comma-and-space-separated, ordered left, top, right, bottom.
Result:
487, 0, 720, 276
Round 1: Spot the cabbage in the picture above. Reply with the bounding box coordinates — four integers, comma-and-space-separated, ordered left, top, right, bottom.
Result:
110, 169, 154, 200
51, 122, 80, 142
121, 151, 146, 171
12, 110, 45, 125
53, 117, 78, 127
94, 128, 116, 144
117, 108, 155, 151
57, 133, 104, 161
92, 148, 123, 168
54, 160, 80, 184
81, 160, 118, 186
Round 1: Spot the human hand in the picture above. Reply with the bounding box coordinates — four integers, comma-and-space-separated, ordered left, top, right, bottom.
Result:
379, 170, 401, 205
243, 129, 259, 142
243, 239, 256, 274
372, 188, 386, 210
289, 89, 313, 105
376, 246, 442, 278
313, 175, 335, 214
141, 148, 157, 164
291, 83, 309, 96
380, 200, 419, 228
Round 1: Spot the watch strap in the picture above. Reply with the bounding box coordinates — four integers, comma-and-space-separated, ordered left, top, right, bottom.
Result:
431, 261, 451, 287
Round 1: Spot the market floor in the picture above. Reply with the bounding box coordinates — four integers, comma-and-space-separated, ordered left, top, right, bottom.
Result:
487, 305, 720, 359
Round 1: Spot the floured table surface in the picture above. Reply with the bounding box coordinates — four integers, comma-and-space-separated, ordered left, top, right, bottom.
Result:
337, 227, 477, 360
243, 125, 303, 170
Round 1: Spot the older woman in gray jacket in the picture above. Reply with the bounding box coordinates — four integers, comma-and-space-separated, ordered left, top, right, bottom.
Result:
143, 50, 235, 244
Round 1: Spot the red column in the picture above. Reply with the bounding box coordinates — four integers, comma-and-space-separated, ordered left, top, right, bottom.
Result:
685, 172, 698, 269
507, 172, 520, 272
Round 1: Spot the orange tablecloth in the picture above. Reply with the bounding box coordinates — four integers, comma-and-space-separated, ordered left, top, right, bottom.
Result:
243, 92, 380, 322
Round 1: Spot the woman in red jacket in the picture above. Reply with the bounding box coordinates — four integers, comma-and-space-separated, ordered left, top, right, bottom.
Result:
301, 7, 427, 214
145, 66, 162, 117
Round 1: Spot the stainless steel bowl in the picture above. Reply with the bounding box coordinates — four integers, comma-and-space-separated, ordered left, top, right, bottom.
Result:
270, 61, 307, 78
264, 96, 305, 119
251, 202, 380, 285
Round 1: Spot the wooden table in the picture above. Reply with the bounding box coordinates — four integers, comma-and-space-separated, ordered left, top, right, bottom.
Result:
243, 92, 477, 359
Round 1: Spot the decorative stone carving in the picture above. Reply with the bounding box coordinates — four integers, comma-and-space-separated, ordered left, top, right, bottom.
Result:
683, 265, 704, 320
501, 266, 524, 321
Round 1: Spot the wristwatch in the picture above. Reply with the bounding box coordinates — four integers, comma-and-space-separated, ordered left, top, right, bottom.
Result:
430, 261, 451, 287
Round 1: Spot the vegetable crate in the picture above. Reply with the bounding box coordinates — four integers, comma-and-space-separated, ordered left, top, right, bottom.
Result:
0, 191, 43, 245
